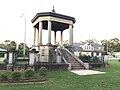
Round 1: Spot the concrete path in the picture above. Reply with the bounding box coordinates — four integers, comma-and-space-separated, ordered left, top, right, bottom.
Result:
70, 70, 106, 75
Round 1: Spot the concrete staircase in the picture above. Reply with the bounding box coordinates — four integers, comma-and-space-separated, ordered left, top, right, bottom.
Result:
59, 48, 85, 70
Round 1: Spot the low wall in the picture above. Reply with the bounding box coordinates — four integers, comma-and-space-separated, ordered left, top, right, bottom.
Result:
0, 64, 7, 70
89, 63, 104, 68
34, 63, 68, 71
14, 64, 29, 70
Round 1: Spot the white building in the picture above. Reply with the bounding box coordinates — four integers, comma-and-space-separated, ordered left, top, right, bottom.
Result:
73, 42, 104, 57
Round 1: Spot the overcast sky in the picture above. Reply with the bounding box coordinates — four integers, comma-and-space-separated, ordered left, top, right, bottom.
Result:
0, 0, 120, 46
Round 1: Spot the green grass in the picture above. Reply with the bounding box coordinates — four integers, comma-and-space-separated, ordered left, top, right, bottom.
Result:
0, 60, 120, 90
16, 61, 29, 64
0, 61, 4, 64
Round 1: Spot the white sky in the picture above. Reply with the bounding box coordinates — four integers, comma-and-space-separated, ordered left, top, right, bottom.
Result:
0, 0, 120, 46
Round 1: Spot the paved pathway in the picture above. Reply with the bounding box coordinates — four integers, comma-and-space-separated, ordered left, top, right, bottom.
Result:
70, 70, 106, 75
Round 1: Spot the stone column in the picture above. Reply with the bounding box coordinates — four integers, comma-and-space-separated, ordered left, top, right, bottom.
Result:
33, 27, 36, 46
60, 31, 63, 46
48, 20, 51, 45
7, 51, 14, 70
29, 50, 37, 66
36, 28, 39, 45
104, 55, 109, 66
69, 24, 73, 45
94, 53, 97, 56
39, 21, 42, 45
8, 52, 13, 64
54, 31, 56, 45
56, 55, 61, 63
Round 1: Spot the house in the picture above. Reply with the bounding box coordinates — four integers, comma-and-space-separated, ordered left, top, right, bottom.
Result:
0, 48, 7, 62
73, 42, 104, 57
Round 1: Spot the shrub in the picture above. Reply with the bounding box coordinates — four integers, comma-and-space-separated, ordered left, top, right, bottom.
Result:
92, 56, 101, 63
78, 55, 91, 62
39, 67, 47, 77
78, 55, 101, 63
24, 69, 34, 79
12, 71, 21, 81
1, 74, 8, 81
118, 59, 120, 62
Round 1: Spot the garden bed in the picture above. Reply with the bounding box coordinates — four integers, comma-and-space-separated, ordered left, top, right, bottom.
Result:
0, 78, 48, 83
0, 67, 48, 84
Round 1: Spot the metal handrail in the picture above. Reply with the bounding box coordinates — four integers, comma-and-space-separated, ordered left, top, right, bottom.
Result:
64, 48, 89, 69
57, 48, 71, 70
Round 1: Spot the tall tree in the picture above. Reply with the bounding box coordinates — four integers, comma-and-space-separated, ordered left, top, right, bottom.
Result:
0, 43, 6, 49
85, 38, 98, 43
9, 41, 17, 51
101, 39, 109, 52
110, 38, 120, 52
0, 40, 17, 51
101, 38, 120, 55
17, 43, 29, 57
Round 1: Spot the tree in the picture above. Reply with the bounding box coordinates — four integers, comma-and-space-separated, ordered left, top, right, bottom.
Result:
9, 41, 17, 51
101, 38, 120, 55
110, 38, 120, 52
0, 40, 29, 58
85, 38, 98, 43
111, 38, 119, 43
0, 43, 6, 49
101, 39, 109, 52
17, 43, 29, 57
0, 40, 17, 51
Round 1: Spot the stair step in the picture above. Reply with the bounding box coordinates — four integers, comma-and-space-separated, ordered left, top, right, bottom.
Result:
71, 63, 81, 66
71, 66, 85, 69
68, 60, 79, 62
72, 65, 83, 67
71, 62, 81, 64
69, 62, 77, 63
59, 48, 85, 70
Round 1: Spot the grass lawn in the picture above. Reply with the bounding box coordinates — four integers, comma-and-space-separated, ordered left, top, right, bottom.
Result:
16, 61, 29, 64
0, 60, 120, 90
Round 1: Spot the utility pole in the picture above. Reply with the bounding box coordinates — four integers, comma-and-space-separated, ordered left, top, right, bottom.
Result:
106, 40, 108, 54
21, 14, 26, 59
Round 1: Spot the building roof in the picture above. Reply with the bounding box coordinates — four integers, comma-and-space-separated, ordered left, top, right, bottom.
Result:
73, 42, 104, 52
31, 12, 76, 23
73, 43, 80, 47
77, 42, 103, 47
90, 43, 103, 47
73, 46, 83, 52
79, 42, 86, 45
